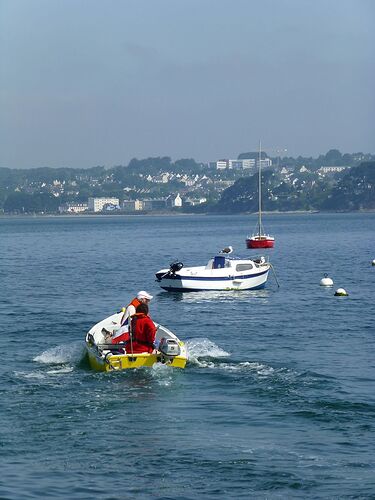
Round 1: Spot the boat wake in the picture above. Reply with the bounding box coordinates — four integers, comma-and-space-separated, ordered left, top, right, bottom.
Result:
13, 342, 87, 380
186, 338, 297, 380
27, 339, 293, 384
33, 341, 85, 367
192, 358, 279, 376
186, 337, 230, 361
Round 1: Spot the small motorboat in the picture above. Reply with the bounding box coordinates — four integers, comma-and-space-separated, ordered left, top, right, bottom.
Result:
85, 312, 187, 371
155, 246, 270, 291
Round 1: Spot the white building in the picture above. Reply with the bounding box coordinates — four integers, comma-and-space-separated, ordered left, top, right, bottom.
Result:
318, 166, 347, 175
257, 158, 273, 169
209, 160, 228, 170
227, 159, 256, 170
280, 167, 291, 175
210, 158, 259, 171
299, 166, 309, 173
228, 160, 242, 169
154, 173, 170, 183
134, 199, 143, 211
185, 197, 207, 206
59, 202, 88, 214
174, 193, 182, 207
171, 193, 182, 207
242, 159, 256, 169
88, 197, 120, 212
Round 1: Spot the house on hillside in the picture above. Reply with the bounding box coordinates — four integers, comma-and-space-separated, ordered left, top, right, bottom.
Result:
167, 193, 182, 208
318, 166, 348, 175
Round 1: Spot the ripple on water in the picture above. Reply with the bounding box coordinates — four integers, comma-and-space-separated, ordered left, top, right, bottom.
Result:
2, 213, 375, 499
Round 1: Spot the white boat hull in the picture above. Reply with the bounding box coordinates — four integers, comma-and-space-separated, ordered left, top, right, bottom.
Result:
157, 266, 269, 291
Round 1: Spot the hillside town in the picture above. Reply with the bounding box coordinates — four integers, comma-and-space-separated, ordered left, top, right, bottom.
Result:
1, 149, 374, 214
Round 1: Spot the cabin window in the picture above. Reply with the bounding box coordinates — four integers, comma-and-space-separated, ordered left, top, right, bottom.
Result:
236, 263, 253, 272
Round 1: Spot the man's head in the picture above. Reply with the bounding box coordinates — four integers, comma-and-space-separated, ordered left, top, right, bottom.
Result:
137, 290, 153, 304
136, 302, 149, 315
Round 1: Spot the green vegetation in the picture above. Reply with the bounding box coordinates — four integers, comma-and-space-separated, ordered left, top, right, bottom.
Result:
3, 192, 60, 213
212, 161, 375, 213
0, 152, 374, 214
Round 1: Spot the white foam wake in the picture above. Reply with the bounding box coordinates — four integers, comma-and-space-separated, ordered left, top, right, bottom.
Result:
33, 341, 85, 365
186, 338, 230, 360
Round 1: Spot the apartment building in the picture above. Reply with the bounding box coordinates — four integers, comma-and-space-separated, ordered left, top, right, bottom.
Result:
88, 197, 119, 212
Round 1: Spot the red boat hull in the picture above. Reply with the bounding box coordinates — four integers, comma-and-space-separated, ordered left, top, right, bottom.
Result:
246, 236, 275, 249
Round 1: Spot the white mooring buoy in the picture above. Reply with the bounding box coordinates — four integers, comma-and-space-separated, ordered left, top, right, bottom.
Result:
372, 259, 375, 266
320, 273, 333, 286
334, 288, 348, 297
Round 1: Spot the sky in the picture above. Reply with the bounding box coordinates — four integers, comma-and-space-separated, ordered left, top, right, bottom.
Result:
0, 0, 374, 168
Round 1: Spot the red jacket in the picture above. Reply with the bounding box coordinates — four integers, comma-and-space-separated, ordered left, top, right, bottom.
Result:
127, 313, 156, 353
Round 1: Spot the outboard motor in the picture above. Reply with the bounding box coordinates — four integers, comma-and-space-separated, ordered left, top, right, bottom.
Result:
156, 261, 183, 282
169, 261, 183, 274
158, 337, 181, 357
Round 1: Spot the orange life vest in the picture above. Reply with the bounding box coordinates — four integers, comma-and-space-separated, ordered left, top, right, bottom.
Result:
128, 297, 141, 310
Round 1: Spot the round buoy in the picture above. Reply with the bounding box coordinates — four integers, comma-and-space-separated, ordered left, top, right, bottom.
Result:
320, 273, 333, 286
372, 259, 375, 266
334, 288, 348, 296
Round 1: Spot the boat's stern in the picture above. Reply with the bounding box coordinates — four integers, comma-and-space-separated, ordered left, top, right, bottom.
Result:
155, 268, 170, 282
85, 319, 188, 372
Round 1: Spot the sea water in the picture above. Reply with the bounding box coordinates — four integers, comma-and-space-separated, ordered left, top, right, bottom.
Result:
0, 213, 374, 499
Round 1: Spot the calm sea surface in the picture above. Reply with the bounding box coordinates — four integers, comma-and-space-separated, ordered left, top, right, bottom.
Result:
0, 213, 374, 499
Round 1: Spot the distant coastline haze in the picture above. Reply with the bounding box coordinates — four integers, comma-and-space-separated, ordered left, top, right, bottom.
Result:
0, 0, 374, 168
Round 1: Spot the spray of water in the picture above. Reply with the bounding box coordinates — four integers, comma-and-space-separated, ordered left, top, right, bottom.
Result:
186, 338, 230, 360
33, 341, 85, 365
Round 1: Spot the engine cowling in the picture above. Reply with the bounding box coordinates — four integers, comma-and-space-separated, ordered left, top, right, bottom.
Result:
169, 261, 183, 274
158, 337, 181, 357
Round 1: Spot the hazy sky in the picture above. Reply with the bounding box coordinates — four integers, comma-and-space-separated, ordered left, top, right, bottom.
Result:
1, 0, 374, 168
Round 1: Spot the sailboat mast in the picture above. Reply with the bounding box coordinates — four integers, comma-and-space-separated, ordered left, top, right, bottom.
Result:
258, 140, 262, 236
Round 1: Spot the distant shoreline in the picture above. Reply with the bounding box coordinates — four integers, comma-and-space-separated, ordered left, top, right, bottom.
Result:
1, 209, 375, 218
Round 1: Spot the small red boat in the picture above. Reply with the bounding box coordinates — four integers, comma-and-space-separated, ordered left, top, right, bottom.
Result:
246, 141, 275, 249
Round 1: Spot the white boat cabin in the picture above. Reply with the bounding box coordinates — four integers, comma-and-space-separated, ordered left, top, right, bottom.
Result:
205, 255, 265, 272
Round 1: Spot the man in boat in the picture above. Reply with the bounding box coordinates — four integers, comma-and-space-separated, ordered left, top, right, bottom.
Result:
126, 302, 156, 354
108, 291, 153, 344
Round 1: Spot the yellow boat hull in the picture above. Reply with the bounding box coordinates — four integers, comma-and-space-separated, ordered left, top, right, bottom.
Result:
86, 344, 187, 372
